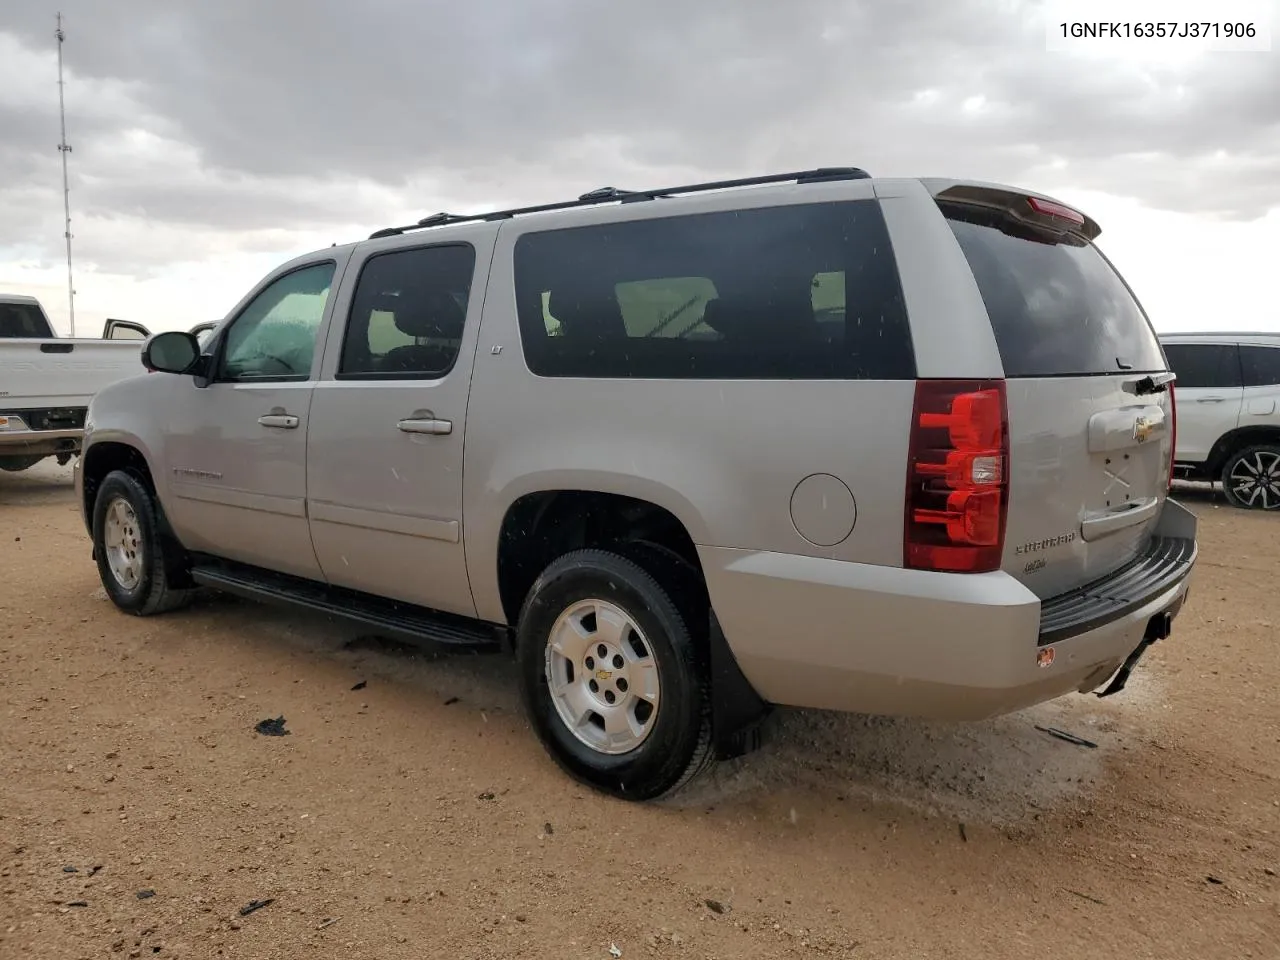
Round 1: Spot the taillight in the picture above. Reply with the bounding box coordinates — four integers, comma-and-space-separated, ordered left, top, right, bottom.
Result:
1167, 382, 1177, 490
905, 379, 1010, 573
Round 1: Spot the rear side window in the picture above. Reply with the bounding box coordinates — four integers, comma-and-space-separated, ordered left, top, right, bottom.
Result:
513, 200, 915, 380
339, 244, 476, 379
1161, 343, 1242, 389
942, 204, 1166, 377
1240, 345, 1280, 388
0, 302, 54, 338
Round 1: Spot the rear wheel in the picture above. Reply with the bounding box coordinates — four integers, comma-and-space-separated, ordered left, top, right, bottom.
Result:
516, 548, 713, 801
0, 455, 44, 472
92, 470, 195, 615
1220, 445, 1280, 511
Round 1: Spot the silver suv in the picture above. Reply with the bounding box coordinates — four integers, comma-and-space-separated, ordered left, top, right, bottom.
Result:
75, 169, 1198, 800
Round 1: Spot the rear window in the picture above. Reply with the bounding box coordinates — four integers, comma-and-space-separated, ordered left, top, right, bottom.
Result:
0, 302, 54, 338
941, 203, 1166, 377
513, 200, 915, 380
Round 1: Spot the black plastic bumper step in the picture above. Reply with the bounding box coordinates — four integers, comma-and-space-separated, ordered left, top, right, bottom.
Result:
1038, 534, 1197, 646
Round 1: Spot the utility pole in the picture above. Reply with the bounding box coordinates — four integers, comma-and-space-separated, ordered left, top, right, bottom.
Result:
56, 12, 76, 336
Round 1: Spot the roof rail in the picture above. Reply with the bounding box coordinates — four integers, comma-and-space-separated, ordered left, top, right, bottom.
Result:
366, 166, 871, 239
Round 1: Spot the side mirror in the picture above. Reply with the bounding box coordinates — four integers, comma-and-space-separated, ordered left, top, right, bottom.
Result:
142, 330, 201, 375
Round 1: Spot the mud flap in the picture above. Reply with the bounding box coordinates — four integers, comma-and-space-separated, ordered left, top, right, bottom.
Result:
708, 610, 772, 760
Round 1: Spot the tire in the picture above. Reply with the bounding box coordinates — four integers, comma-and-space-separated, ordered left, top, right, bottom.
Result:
1220, 444, 1280, 511
92, 469, 195, 615
516, 548, 713, 801
0, 455, 44, 472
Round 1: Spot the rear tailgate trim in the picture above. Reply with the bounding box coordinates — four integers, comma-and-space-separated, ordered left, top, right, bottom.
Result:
1038, 533, 1196, 646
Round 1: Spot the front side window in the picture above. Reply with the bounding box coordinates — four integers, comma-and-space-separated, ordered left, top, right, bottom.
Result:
221, 262, 336, 381
512, 200, 915, 380
339, 244, 476, 379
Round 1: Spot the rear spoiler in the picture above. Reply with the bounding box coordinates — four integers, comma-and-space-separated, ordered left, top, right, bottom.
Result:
921, 179, 1102, 242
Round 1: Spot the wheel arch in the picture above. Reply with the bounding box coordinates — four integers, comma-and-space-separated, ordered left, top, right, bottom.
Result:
488, 484, 771, 762
1206, 425, 1280, 476
81, 437, 191, 586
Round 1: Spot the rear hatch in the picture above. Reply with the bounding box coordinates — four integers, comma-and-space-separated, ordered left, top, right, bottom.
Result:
937, 185, 1174, 599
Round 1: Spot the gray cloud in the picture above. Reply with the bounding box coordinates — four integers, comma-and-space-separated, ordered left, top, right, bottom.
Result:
2, 0, 1278, 275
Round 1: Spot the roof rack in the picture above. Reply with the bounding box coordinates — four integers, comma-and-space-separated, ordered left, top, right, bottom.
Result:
367, 166, 871, 239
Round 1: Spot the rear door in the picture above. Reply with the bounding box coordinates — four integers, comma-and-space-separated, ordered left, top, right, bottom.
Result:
1239, 343, 1280, 420
937, 189, 1175, 598
306, 231, 494, 619
1159, 341, 1244, 463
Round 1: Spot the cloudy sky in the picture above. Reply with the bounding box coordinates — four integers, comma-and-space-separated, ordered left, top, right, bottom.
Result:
1, 0, 1278, 336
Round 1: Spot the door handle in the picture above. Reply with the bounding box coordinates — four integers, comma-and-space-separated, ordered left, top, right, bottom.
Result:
398, 417, 452, 436
258, 414, 299, 429
1195, 397, 1227, 403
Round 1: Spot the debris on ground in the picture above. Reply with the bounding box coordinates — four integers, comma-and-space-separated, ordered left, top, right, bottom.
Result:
958, 823, 968, 843
1206, 875, 1224, 885
136, 890, 155, 900
1066, 889, 1105, 905
478, 791, 495, 801
62, 865, 79, 873
239, 898, 275, 916
88, 865, 103, 876
443, 696, 459, 706
350, 681, 367, 691
609, 944, 622, 958
317, 917, 339, 930
543, 822, 554, 836
705, 898, 726, 914
65, 900, 88, 907
1034, 725, 1098, 749
254, 716, 289, 737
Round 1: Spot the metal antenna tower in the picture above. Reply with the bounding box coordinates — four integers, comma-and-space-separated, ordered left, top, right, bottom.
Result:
56, 12, 76, 336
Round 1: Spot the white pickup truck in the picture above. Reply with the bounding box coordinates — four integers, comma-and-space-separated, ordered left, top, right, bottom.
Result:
0, 293, 214, 472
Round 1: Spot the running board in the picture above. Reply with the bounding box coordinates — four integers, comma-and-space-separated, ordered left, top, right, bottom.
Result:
189, 560, 508, 654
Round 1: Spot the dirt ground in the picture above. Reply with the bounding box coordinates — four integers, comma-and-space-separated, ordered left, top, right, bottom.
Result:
1, 463, 1276, 960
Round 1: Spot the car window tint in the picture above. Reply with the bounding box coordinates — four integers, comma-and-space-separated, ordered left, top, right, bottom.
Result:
339, 244, 476, 379
1161, 343, 1242, 389
1240, 345, 1280, 388
513, 200, 915, 380
942, 203, 1166, 377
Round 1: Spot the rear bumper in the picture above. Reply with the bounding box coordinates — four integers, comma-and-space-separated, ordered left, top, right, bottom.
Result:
0, 427, 83, 457
1, 407, 87, 457
699, 500, 1197, 721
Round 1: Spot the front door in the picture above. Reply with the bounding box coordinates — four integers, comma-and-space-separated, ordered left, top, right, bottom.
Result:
306, 232, 495, 618
162, 257, 346, 580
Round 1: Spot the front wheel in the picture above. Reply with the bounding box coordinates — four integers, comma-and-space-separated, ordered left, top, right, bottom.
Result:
92, 470, 194, 615
1220, 445, 1280, 510
517, 548, 713, 801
